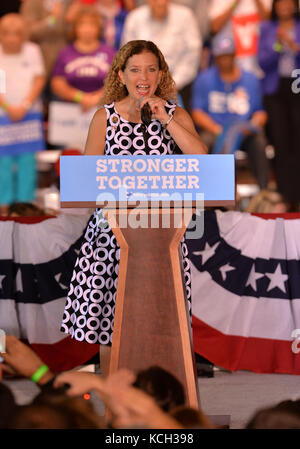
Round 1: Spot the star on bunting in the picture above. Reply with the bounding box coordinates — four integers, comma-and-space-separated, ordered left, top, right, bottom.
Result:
193, 241, 220, 265
265, 263, 288, 293
246, 264, 265, 291
219, 263, 236, 281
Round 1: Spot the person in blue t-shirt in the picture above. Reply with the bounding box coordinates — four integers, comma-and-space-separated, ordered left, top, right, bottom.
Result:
191, 35, 270, 190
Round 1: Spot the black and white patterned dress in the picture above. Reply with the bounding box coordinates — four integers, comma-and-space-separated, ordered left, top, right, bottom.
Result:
60, 101, 192, 345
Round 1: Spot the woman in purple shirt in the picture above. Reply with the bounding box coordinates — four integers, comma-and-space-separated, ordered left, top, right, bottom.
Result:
258, 0, 300, 207
51, 6, 115, 111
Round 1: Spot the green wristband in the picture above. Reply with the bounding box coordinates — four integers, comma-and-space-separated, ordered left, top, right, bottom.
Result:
1, 102, 8, 111
31, 364, 49, 383
74, 91, 83, 103
273, 42, 283, 53
47, 15, 57, 27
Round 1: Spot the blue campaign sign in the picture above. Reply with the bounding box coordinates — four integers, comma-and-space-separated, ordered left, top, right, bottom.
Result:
0, 111, 45, 156
60, 154, 235, 205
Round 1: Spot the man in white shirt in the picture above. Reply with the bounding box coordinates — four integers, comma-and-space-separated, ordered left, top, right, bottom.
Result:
121, 0, 202, 110
134, 0, 210, 40
209, 0, 272, 76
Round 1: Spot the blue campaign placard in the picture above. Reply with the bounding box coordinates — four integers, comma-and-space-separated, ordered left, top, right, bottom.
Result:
60, 154, 235, 204
0, 111, 45, 156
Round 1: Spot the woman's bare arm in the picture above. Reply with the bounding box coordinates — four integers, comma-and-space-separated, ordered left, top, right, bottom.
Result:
254, 0, 271, 20
210, 1, 240, 34
167, 106, 207, 154
84, 107, 107, 155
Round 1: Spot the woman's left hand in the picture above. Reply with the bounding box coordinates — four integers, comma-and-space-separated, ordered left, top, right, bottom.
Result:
139, 96, 170, 126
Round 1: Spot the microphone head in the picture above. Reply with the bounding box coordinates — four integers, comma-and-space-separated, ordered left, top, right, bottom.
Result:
141, 102, 152, 126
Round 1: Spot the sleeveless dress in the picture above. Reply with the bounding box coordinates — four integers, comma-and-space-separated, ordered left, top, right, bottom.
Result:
60, 101, 192, 345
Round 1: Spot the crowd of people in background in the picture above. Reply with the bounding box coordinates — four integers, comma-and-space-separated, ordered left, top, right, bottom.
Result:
2, 334, 300, 429
0, 0, 300, 213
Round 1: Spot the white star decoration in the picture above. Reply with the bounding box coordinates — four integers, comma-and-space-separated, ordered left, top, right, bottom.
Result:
193, 241, 220, 265
265, 263, 288, 293
219, 263, 236, 281
192, 242, 289, 294
246, 264, 264, 291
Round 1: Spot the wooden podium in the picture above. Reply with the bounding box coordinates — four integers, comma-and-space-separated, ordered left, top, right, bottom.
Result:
105, 205, 199, 407
60, 154, 235, 409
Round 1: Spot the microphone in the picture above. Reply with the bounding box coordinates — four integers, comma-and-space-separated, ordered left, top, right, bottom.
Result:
141, 102, 152, 126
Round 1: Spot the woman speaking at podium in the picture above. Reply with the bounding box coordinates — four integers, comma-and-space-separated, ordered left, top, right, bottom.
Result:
60, 40, 206, 374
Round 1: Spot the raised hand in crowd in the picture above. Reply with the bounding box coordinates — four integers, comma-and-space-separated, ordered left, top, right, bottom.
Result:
254, 0, 271, 20
54, 369, 183, 429
0, 335, 55, 386
107, 385, 184, 429
54, 368, 135, 397
64, 0, 81, 24
210, 0, 242, 34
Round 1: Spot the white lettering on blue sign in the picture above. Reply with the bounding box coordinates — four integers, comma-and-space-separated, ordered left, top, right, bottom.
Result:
95, 157, 200, 191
